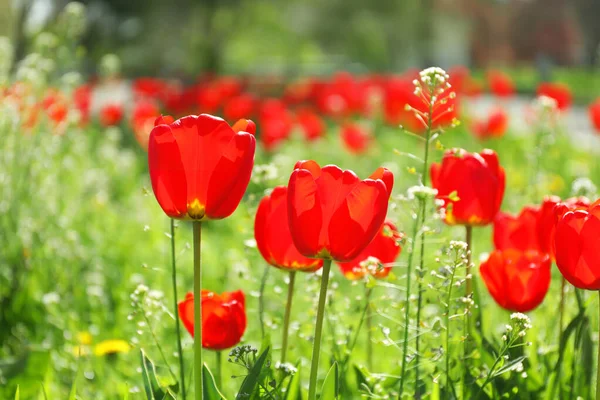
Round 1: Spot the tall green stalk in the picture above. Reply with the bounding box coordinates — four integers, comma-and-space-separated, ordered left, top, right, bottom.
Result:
414, 89, 434, 397
193, 221, 203, 400
398, 201, 422, 397
308, 259, 332, 400
596, 291, 600, 400
170, 219, 186, 400
366, 286, 374, 371
215, 351, 222, 389
281, 270, 296, 364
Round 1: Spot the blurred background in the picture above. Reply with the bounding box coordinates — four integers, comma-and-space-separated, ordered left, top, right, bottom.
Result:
3, 0, 600, 78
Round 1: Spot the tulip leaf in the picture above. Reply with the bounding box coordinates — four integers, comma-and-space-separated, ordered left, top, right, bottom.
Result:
320, 362, 339, 400
237, 347, 270, 399
203, 363, 227, 400
13, 386, 18, 400
284, 363, 302, 400
140, 349, 177, 400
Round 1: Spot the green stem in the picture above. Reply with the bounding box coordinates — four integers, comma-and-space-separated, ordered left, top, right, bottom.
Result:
259, 265, 269, 339
414, 83, 434, 399
171, 219, 186, 400
216, 351, 222, 390
559, 275, 566, 340
281, 270, 296, 365
445, 257, 457, 389
193, 221, 203, 400
465, 226, 472, 296
366, 289, 373, 371
343, 287, 373, 365
398, 203, 421, 397
464, 225, 473, 398
596, 291, 600, 400
308, 259, 332, 400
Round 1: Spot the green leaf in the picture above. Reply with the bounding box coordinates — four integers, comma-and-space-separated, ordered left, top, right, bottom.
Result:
140, 349, 177, 400
492, 356, 527, 377
284, 364, 301, 400
237, 347, 270, 398
203, 363, 227, 400
13, 386, 18, 400
320, 362, 339, 400
352, 364, 370, 391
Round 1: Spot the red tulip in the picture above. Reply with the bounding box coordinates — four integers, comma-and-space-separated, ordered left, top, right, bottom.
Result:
258, 99, 294, 151
337, 220, 402, 280
494, 196, 560, 254
100, 104, 123, 126
287, 160, 393, 262
537, 82, 572, 111
487, 70, 515, 98
255, 186, 323, 272
480, 249, 551, 312
472, 108, 508, 140
148, 114, 256, 220
131, 100, 161, 151
340, 123, 371, 154
223, 93, 256, 123
431, 149, 505, 226
589, 99, 600, 133
296, 108, 325, 141
178, 290, 247, 350
554, 200, 600, 290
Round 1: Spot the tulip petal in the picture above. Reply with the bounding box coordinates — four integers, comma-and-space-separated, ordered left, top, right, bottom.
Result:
205, 131, 256, 219
148, 124, 188, 218
328, 180, 388, 261
288, 169, 323, 257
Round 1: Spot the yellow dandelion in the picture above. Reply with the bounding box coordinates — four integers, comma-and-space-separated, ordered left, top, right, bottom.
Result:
94, 339, 131, 356
76, 331, 92, 345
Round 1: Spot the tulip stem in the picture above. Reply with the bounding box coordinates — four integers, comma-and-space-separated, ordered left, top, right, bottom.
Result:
215, 351, 222, 389
596, 291, 600, 400
193, 221, 203, 400
398, 200, 422, 397
308, 259, 332, 400
170, 219, 186, 400
366, 288, 373, 372
559, 276, 566, 337
465, 225, 472, 296
281, 270, 296, 365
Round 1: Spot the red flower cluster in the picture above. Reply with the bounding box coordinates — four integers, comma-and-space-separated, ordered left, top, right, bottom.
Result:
178, 290, 247, 350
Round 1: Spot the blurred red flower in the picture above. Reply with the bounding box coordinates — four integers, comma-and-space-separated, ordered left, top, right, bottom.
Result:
255, 186, 323, 272
554, 200, 600, 290
431, 149, 505, 226
537, 82, 572, 111
589, 99, 600, 133
287, 160, 393, 262
472, 108, 508, 140
295, 108, 325, 141
131, 100, 161, 151
494, 196, 559, 254
223, 93, 256, 123
258, 99, 294, 151
148, 114, 256, 220
100, 104, 123, 127
337, 220, 403, 280
487, 70, 515, 98
178, 290, 247, 350
480, 249, 551, 312
340, 122, 371, 154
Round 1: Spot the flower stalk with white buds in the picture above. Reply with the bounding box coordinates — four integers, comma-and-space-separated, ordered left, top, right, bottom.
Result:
398, 67, 457, 399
